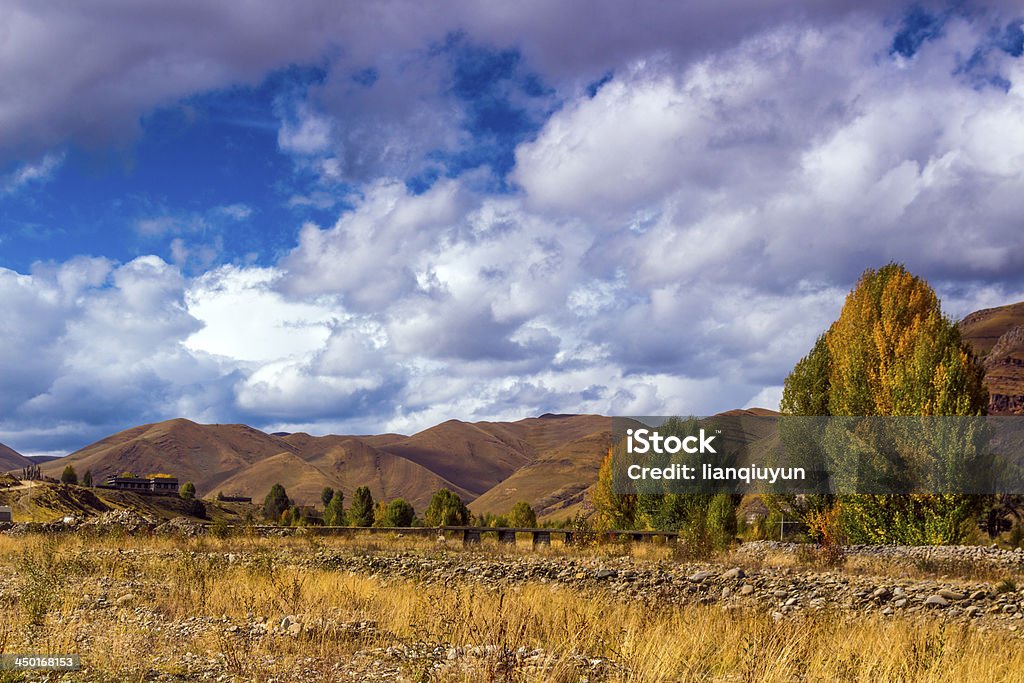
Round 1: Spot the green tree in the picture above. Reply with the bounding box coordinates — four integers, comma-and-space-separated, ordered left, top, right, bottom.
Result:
61, 465, 78, 485
82, 470, 93, 488
321, 487, 335, 508
179, 481, 196, 500
324, 490, 345, 526
508, 501, 537, 528
263, 483, 291, 522
590, 447, 636, 531
381, 499, 416, 527
349, 486, 375, 527
780, 264, 988, 544
424, 489, 470, 526
780, 335, 831, 416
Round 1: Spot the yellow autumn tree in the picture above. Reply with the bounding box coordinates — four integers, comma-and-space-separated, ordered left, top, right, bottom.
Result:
781, 263, 989, 544
590, 447, 635, 532
825, 264, 986, 417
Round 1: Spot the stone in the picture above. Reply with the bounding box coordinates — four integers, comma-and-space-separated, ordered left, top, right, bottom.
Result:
937, 589, 965, 601
688, 570, 714, 582
871, 587, 891, 601
893, 598, 909, 608
594, 569, 616, 580
739, 584, 755, 596
721, 567, 745, 580
925, 595, 949, 608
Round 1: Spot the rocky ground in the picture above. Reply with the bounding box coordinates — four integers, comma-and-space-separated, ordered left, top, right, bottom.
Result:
4, 519, 1024, 681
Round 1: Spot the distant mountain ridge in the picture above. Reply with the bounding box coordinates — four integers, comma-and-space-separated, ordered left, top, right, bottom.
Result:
33, 414, 613, 514
0, 442, 32, 471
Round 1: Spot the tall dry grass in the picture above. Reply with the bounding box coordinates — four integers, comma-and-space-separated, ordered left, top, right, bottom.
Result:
0, 533, 1022, 682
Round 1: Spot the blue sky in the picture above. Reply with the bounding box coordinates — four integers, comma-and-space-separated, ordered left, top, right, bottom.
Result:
3, 1, 1024, 455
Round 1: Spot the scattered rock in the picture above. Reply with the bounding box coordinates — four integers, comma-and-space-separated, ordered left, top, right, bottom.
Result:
937, 589, 965, 601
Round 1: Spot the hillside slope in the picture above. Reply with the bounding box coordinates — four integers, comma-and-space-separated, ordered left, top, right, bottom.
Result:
36, 415, 608, 511
960, 302, 1024, 415
40, 418, 300, 494
0, 442, 32, 471
378, 414, 609, 498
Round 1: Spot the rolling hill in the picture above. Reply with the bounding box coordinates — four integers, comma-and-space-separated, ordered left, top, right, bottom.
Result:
0, 442, 32, 471
960, 301, 1024, 415
36, 414, 613, 514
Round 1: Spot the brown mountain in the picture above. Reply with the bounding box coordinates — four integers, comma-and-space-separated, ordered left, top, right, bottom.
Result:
40, 418, 301, 492
960, 301, 1024, 415
38, 414, 612, 513
381, 414, 610, 498
468, 429, 613, 519
0, 442, 32, 471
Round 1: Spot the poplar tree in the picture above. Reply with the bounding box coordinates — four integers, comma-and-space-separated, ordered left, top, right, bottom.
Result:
781, 264, 988, 544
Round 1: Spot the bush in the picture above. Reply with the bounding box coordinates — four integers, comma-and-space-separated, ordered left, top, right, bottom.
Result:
179, 481, 196, 500
706, 493, 738, 549
61, 465, 78, 485
321, 487, 335, 508
183, 497, 207, 519
379, 498, 416, 527
262, 483, 290, 522
508, 501, 537, 528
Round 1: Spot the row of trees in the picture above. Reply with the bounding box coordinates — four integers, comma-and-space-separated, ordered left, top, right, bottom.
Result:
589, 263, 1001, 547
262, 483, 494, 528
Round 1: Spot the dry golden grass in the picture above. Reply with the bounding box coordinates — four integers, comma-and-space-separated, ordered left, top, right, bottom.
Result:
1, 533, 1024, 682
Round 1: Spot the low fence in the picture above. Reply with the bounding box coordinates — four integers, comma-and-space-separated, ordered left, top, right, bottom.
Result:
212, 523, 680, 546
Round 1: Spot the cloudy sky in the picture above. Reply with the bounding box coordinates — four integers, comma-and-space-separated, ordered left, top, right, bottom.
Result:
3, 1, 1024, 455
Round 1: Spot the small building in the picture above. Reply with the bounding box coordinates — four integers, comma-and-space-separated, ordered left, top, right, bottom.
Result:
106, 476, 153, 491
150, 476, 179, 493
0, 506, 12, 523
105, 476, 179, 495
218, 495, 253, 503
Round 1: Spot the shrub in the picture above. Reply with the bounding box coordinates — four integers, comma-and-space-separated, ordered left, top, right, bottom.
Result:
385, 499, 416, 527
179, 481, 196, 500
262, 483, 290, 521
508, 501, 537, 528
321, 487, 335, 508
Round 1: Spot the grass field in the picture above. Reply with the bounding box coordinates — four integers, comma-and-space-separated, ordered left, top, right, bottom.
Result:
2, 533, 1024, 682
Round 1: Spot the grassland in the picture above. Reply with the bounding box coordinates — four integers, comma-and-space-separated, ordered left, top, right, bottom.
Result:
2, 532, 1024, 682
